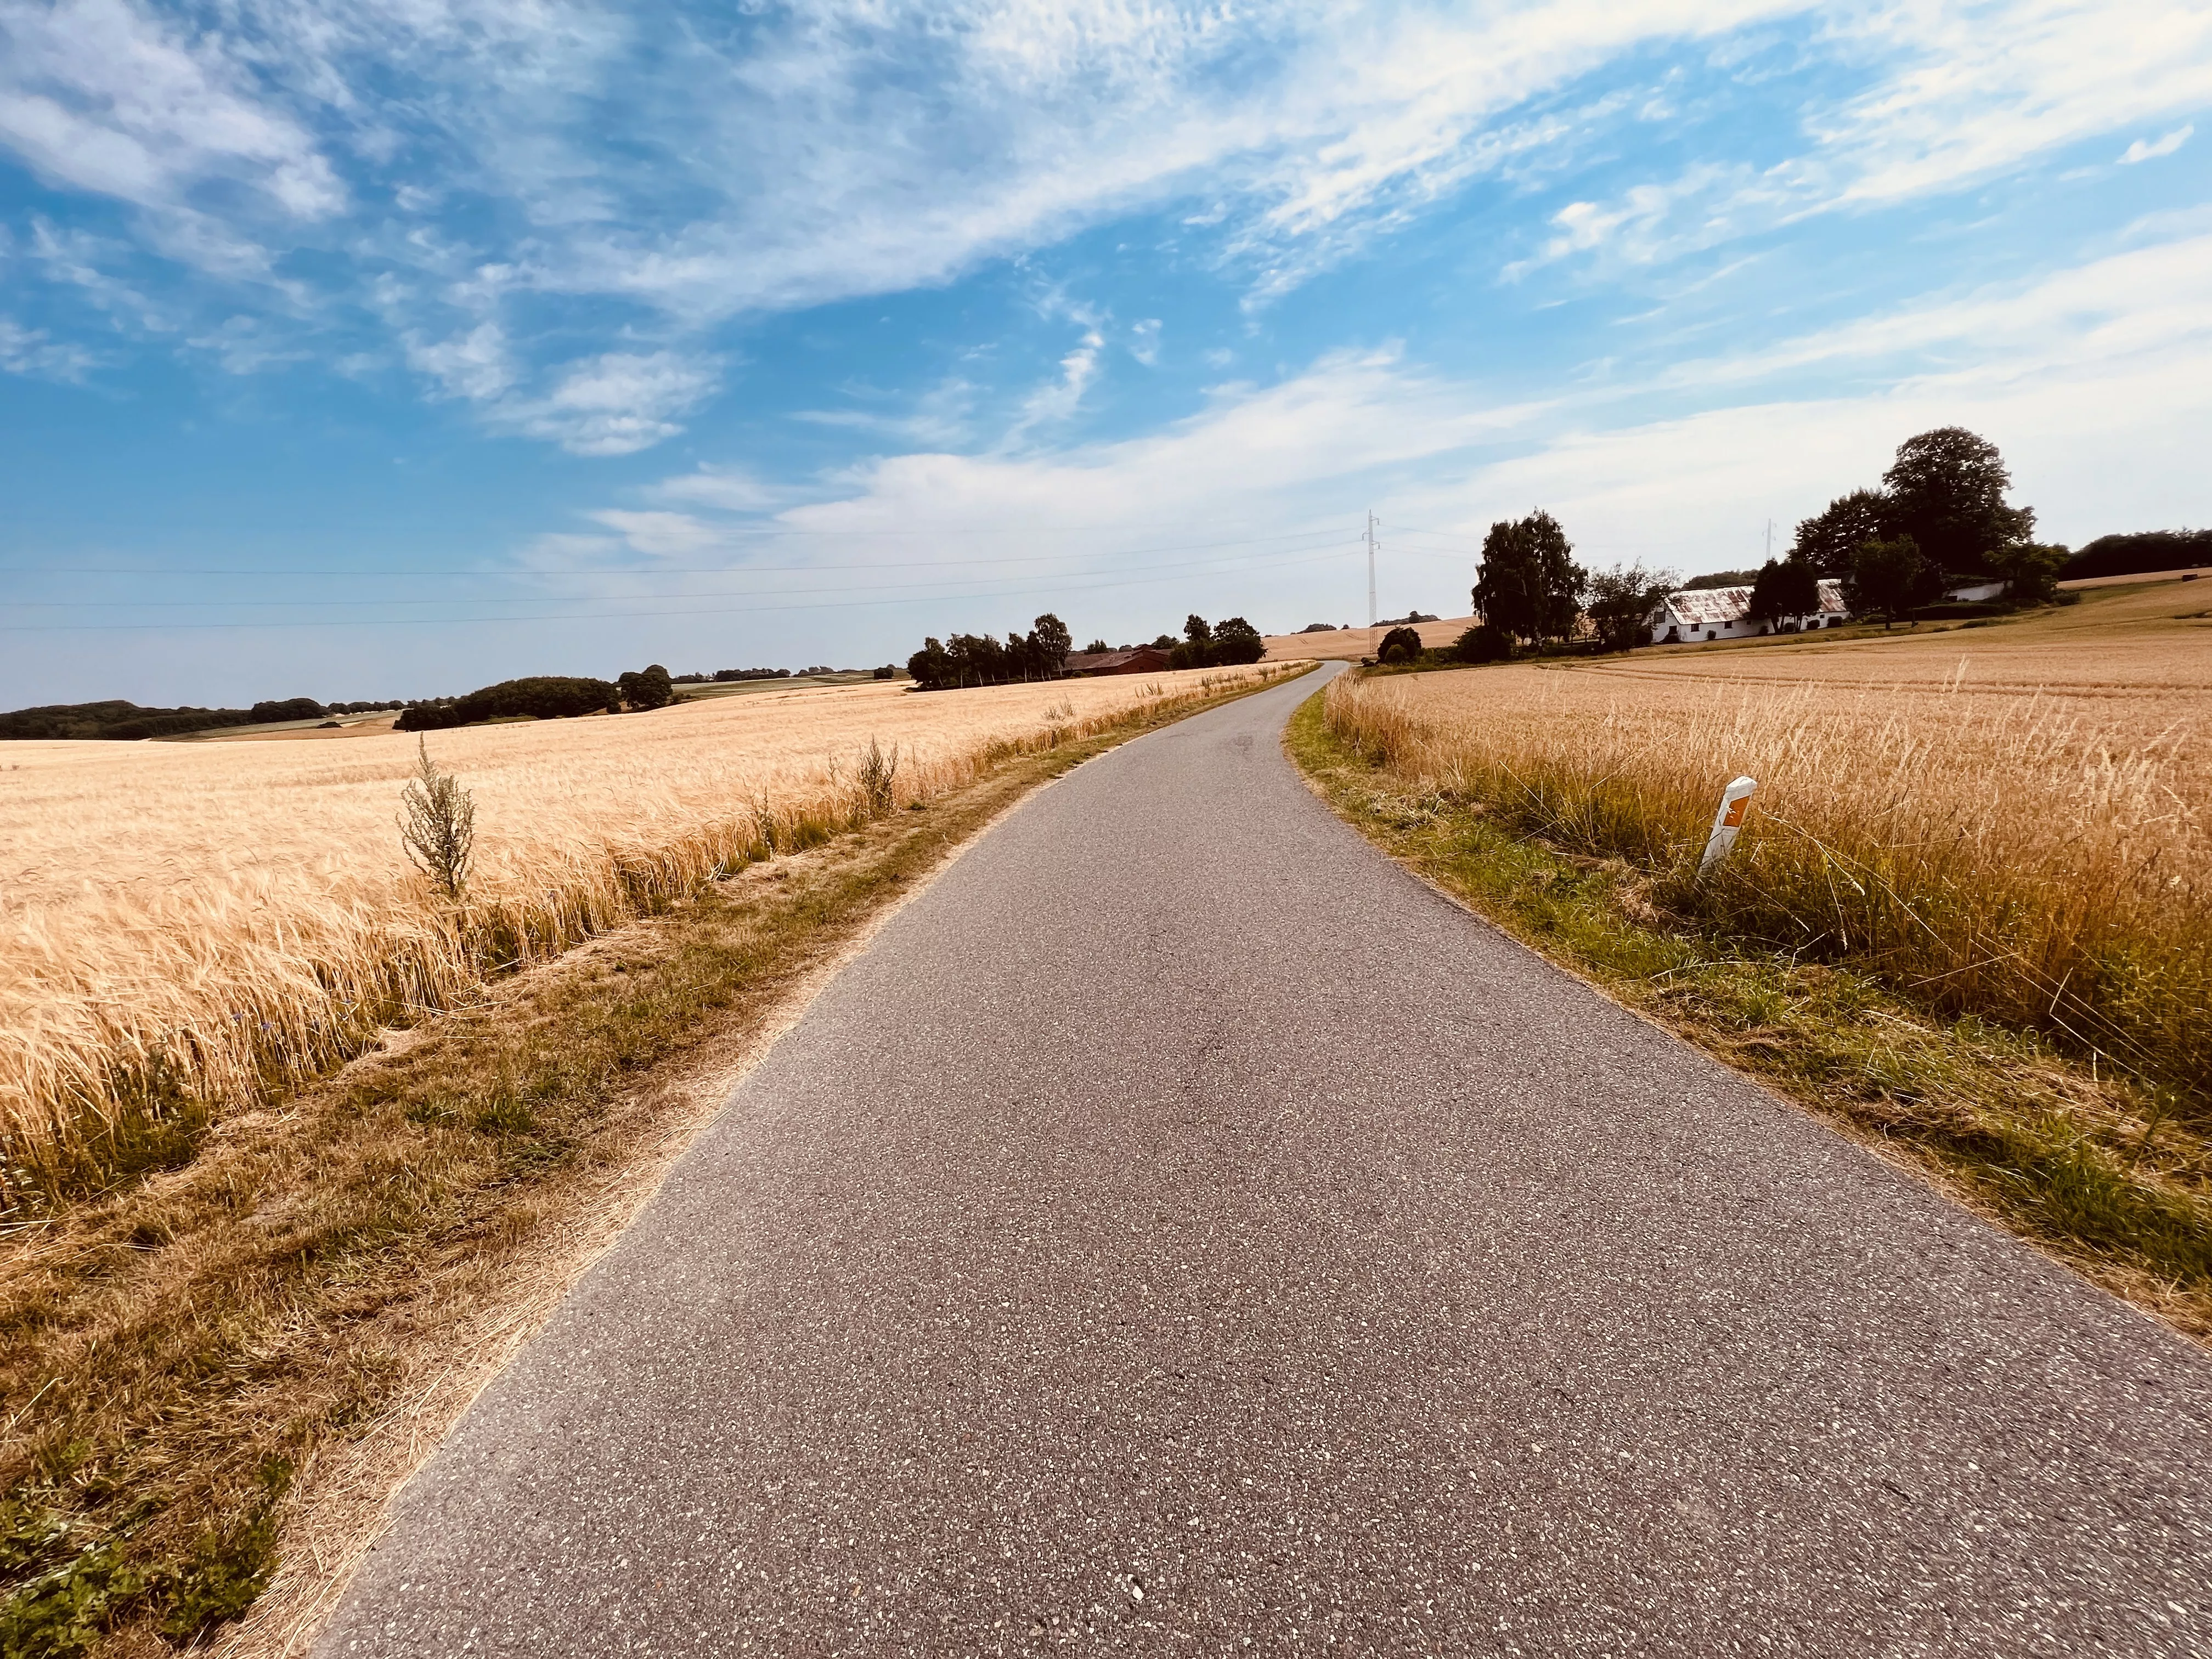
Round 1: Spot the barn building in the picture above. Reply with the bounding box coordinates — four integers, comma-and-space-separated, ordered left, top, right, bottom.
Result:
1649, 579, 1850, 644
1063, 646, 1176, 676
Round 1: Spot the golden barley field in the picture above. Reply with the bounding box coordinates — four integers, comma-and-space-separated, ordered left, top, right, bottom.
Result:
1325, 581, 2210, 1097
1, 664, 1293, 1186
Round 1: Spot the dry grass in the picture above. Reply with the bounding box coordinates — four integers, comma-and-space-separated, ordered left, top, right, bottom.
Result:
1319, 585, 2211, 1104
1, 667, 1293, 1199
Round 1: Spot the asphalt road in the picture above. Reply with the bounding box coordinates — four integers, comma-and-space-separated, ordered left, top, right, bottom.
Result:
320, 666, 2212, 1657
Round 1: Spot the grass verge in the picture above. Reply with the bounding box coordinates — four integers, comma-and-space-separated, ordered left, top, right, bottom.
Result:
1286, 688, 2212, 1345
0, 666, 1307, 1659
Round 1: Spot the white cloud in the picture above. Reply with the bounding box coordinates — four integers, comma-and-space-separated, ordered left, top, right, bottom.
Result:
0, 0, 344, 232
655, 466, 782, 511
404, 320, 515, 405
399, 334, 719, 455
1004, 328, 1105, 445
0, 317, 98, 379
611, 227, 2212, 623
1130, 319, 1161, 366
588, 510, 728, 558
1511, 2, 2212, 274
5, 0, 2210, 454
510, 350, 720, 456
20, 0, 2198, 323
2121, 125, 2194, 163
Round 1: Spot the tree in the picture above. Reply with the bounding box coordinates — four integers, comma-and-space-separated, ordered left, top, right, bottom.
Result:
1376, 625, 1424, 664
1029, 612, 1073, 678
1844, 535, 1942, 628
1989, 541, 2069, 606
1168, 615, 1213, 670
1082, 638, 1109, 654
1449, 623, 1513, 663
1790, 489, 1895, 578
1582, 562, 1679, 651
398, 738, 476, 899
1149, 633, 1177, 650
1212, 617, 1265, 664
1748, 557, 1821, 627
1883, 427, 2034, 578
907, 637, 950, 689
1474, 510, 1585, 645
617, 663, 675, 710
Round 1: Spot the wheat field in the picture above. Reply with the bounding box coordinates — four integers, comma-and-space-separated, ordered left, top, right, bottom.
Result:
1, 665, 1295, 1184
1324, 584, 2210, 1099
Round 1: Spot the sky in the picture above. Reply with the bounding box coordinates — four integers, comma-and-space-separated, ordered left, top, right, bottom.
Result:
2, 0, 2208, 708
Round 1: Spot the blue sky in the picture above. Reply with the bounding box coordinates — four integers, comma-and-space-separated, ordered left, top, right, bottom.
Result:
2, 0, 2208, 707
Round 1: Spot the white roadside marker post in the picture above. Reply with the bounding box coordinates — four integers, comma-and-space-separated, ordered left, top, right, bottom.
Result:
1698, 776, 1757, 877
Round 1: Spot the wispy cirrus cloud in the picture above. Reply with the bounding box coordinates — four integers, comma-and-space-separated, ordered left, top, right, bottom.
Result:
2122, 125, 2194, 163
3, 0, 2209, 458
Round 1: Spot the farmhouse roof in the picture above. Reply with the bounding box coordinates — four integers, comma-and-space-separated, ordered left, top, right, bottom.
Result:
1654, 579, 1846, 625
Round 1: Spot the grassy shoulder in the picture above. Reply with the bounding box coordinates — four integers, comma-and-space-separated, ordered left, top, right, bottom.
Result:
1286, 689, 2212, 1345
0, 666, 1307, 1659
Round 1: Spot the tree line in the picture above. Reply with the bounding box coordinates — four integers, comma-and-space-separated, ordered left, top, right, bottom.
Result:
394, 664, 680, 731
905, 612, 1265, 690
4, 696, 338, 742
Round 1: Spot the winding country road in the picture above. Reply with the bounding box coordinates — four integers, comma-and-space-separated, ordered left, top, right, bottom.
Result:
320, 665, 2212, 1657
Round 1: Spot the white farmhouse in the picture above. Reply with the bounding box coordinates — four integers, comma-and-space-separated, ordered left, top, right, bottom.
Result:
1648, 579, 1849, 645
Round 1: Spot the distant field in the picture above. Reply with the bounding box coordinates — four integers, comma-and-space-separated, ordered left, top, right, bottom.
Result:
1324, 579, 2210, 1091
2059, 565, 2212, 590
1, 665, 1289, 1181
1263, 616, 1475, 661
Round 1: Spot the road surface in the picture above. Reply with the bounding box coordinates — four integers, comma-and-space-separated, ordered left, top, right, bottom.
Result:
320, 665, 2212, 1656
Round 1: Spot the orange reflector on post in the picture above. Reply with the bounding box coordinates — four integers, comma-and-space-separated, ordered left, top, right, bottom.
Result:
1699, 776, 1757, 876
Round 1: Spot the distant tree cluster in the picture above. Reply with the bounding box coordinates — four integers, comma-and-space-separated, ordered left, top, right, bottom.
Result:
396, 676, 619, 731
0, 696, 331, 741
712, 667, 793, 682
1681, 570, 1758, 591
2060, 529, 2212, 582
907, 614, 1074, 690
1789, 427, 2067, 625
1166, 614, 1264, 669
617, 664, 676, 711
392, 668, 685, 732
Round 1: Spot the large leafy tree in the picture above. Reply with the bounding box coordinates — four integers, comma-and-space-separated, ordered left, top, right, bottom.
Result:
1844, 535, 1943, 628
1582, 561, 1678, 651
617, 663, 675, 710
1748, 557, 1821, 624
1211, 616, 1265, 664
1030, 612, 1072, 676
1376, 625, 1424, 664
1882, 427, 2035, 578
1474, 510, 1585, 644
1790, 488, 1894, 577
